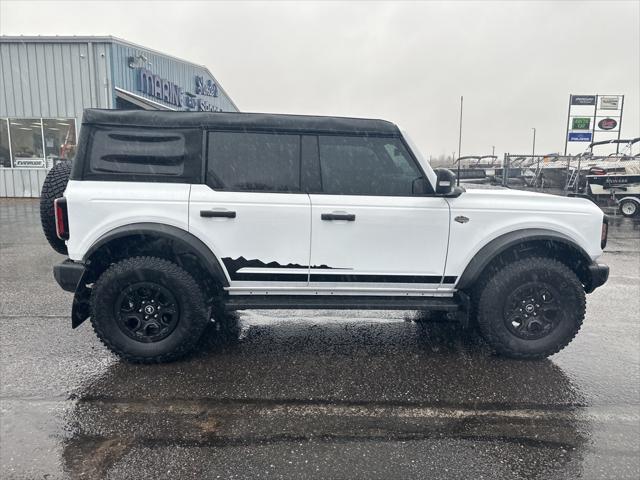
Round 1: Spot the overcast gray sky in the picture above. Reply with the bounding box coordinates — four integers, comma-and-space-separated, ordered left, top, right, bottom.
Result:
1, 0, 638, 158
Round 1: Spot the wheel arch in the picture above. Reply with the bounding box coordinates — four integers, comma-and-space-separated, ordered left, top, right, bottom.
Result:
618, 196, 640, 204
83, 222, 229, 289
456, 229, 595, 292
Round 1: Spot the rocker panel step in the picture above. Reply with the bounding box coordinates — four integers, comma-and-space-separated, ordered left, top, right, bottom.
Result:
223, 295, 461, 311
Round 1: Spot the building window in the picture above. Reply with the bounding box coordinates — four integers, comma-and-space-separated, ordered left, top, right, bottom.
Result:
43, 119, 77, 166
9, 119, 44, 168
2, 118, 76, 168
0, 119, 10, 168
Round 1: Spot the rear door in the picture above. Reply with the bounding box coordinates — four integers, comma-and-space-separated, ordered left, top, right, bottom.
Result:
308, 135, 451, 293
189, 131, 311, 292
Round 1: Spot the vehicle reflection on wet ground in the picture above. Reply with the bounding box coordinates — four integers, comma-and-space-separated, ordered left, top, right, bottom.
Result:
1, 199, 639, 479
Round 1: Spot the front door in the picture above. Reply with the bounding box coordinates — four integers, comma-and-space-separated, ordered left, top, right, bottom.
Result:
308, 135, 451, 293
189, 131, 311, 292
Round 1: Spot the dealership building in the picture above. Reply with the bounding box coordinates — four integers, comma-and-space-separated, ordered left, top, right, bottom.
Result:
0, 36, 239, 197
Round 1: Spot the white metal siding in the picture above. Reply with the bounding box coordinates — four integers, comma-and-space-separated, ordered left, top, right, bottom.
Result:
0, 40, 112, 120
0, 168, 48, 198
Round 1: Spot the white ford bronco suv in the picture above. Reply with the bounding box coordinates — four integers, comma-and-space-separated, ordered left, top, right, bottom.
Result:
42, 109, 609, 363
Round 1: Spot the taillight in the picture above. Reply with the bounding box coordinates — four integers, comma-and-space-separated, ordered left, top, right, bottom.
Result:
601, 215, 608, 249
54, 198, 69, 240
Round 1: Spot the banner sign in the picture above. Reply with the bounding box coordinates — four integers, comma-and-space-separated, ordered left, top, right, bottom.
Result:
571, 95, 596, 106
568, 132, 593, 142
571, 117, 591, 130
599, 96, 620, 110
597, 118, 618, 131
14, 158, 46, 168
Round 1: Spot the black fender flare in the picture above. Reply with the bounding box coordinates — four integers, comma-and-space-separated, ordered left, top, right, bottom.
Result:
83, 222, 229, 287
455, 228, 592, 290
71, 223, 229, 329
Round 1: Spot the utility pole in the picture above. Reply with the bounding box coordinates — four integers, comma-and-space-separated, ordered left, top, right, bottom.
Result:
492, 145, 495, 157
457, 96, 463, 185
532, 127, 539, 190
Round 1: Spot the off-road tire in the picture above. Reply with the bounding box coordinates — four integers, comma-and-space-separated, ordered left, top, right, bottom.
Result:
40, 161, 72, 254
619, 199, 638, 218
90, 256, 209, 363
476, 257, 585, 359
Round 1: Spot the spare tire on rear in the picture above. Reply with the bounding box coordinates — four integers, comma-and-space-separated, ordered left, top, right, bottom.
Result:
40, 161, 72, 255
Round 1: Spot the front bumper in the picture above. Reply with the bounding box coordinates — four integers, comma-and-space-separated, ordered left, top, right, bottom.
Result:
586, 262, 609, 293
53, 259, 86, 292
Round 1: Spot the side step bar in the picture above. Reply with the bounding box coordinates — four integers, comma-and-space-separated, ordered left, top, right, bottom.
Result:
224, 295, 463, 312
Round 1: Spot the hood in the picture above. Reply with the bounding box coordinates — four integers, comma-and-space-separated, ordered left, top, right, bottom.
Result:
455, 185, 602, 216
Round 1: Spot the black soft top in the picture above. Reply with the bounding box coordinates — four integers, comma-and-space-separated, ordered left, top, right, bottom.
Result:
82, 109, 401, 136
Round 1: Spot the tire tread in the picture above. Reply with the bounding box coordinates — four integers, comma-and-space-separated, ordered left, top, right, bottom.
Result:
40, 161, 72, 255
476, 256, 586, 359
90, 256, 209, 363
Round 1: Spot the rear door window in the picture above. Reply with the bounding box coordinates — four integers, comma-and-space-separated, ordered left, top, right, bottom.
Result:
207, 131, 301, 192
85, 127, 202, 182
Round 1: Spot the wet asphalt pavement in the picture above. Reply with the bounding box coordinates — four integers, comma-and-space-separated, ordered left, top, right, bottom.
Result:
1, 198, 639, 479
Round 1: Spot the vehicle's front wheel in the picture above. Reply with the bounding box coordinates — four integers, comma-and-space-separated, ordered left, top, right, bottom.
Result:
90, 257, 209, 363
476, 257, 585, 359
619, 199, 638, 218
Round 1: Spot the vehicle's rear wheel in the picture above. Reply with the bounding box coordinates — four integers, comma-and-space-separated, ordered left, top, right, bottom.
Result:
90, 256, 209, 363
40, 161, 72, 255
476, 257, 585, 359
619, 199, 638, 218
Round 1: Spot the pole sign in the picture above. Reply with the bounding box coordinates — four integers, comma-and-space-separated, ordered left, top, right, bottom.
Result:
568, 132, 592, 142
565, 94, 624, 153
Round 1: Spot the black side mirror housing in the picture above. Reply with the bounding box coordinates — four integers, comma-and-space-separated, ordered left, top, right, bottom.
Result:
435, 168, 456, 194
434, 168, 464, 197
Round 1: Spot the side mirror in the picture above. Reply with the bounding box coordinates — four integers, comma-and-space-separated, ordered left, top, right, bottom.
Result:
434, 168, 457, 195
411, 177, 431, 195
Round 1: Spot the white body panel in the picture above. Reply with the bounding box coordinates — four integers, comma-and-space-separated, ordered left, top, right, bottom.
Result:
445, 187, 604, 282
308, 194, 451, 293
64, 180, 191, 261
189, 185, 311, 288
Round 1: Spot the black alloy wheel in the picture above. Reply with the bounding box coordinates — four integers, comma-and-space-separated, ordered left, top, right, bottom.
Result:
503, 282, 561, 340
115, 282, 180, 343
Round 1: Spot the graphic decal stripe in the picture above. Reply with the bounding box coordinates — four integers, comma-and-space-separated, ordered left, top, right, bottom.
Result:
222, 257, 457, 284
309, 274, 445, 283
232, 272, 309, 282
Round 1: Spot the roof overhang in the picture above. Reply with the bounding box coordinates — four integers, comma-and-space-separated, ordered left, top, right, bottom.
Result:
114, 87, 176, 111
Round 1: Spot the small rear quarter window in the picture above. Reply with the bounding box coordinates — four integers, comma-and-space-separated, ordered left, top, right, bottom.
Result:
85, 127, 202, 182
